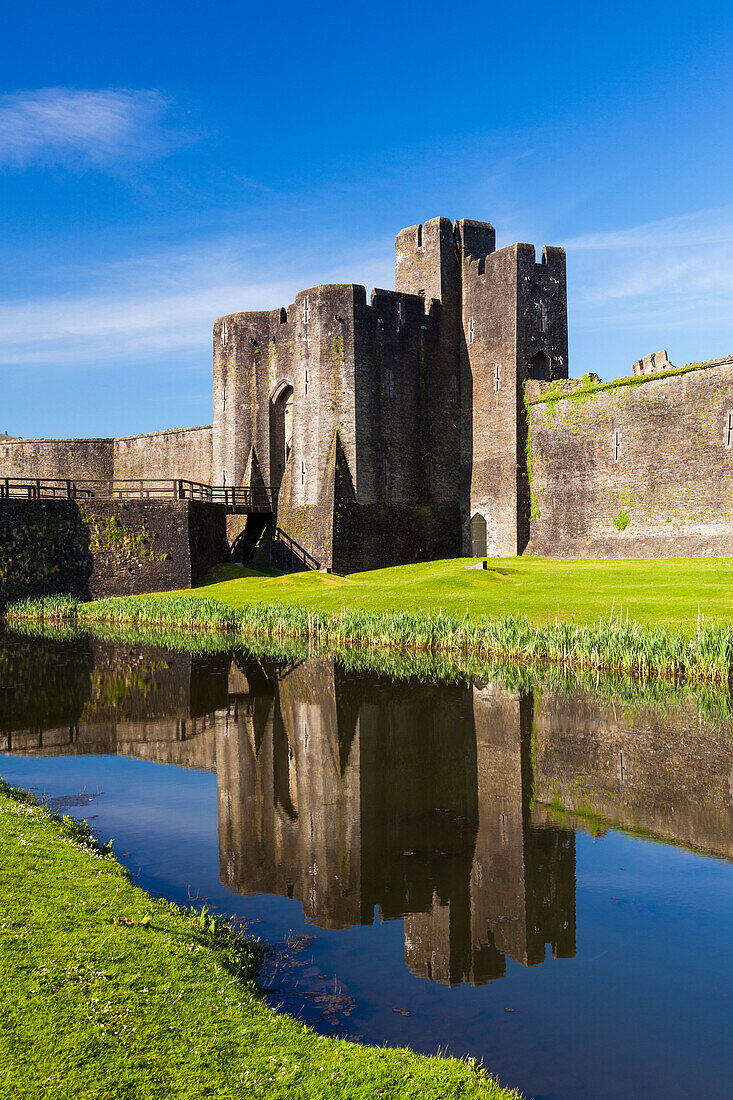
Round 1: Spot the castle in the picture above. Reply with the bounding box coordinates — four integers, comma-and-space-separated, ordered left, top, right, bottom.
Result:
3, 215, 733, 573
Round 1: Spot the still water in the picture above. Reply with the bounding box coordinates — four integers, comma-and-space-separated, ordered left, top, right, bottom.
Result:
1, 631, 731, 1099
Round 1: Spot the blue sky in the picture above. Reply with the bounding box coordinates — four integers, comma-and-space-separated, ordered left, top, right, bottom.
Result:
1, 0, 732, 438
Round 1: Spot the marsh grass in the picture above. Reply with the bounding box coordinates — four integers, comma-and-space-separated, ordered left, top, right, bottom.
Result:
7, 592, 733, 683
7, 612, 733, 724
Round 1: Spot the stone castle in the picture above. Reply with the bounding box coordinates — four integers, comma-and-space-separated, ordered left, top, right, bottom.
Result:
3, 215, 733, 574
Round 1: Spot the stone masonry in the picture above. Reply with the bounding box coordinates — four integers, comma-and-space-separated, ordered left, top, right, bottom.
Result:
3, 214, 732, 572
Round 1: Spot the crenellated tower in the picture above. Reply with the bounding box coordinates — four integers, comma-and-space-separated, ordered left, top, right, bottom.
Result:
213, 215, 568, 570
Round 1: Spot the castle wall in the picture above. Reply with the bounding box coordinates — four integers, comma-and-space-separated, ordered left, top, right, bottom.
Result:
526, 358, 733, 557
0, 428, 213, 486
113, 425, 212, 484
0, 499, 227, 601
0, 437, 114, 483
214, 277, 466, 573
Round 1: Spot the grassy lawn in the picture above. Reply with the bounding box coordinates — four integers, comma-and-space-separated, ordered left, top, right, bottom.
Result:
192, 556, 733, 630
0, 782, 518, 1100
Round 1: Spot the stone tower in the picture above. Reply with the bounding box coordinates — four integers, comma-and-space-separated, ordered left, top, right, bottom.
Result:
212, 216, 568, 570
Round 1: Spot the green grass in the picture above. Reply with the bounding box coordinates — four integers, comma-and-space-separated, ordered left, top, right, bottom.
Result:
9, 555, 733, 682
0, 781, 518, 1100
8, 585, 733, 681
192, 557, 733, 630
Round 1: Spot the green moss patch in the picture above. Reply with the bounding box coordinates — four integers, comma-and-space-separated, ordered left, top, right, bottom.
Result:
529, 359, 731, 412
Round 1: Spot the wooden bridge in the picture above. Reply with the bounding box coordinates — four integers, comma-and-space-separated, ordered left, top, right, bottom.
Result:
0, 478, 278, 515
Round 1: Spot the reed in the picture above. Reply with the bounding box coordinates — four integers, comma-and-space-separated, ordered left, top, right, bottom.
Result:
7, 610, 733, 722
6, 592, 733, 684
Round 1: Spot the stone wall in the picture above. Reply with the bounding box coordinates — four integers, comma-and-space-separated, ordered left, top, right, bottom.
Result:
113, 425, 212, 484
461, 244, 568, 556
0, 437, 113, 482
0, 428, 212, 486
526, 358, 733, 557
0, 499, 227, 602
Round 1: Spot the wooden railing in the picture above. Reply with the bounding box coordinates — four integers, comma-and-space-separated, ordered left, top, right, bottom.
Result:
0, 478, 95, 500
0, 478, 278, 512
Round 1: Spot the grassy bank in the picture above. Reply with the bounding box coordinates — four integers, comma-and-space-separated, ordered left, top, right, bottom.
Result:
191, 557, 733, 629
0, 781, 518, 1100
7, 588, 733, 682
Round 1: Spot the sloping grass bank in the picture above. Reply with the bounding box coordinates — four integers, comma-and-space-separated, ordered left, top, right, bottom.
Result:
191, 557, 733, 629
7, 591, 733, 682
0, 781, 518, 1100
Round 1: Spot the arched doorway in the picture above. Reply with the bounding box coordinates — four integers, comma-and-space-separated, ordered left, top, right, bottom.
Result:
270, 382, 293, 488
528, 351, 551, 381
470, 512, 487, 557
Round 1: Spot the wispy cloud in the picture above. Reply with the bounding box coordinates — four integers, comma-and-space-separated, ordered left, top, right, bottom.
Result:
0, 234, 394, 368
0, 88, 185, 169
565, 205, 733, 348
566, 204, 733, 252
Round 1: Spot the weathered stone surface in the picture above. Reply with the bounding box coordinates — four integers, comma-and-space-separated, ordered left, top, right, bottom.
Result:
0, 499, 227, 601
526, 358, 733, 557
0, 426, 213, 486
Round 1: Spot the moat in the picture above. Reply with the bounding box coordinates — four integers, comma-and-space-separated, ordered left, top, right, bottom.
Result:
1, 630, 731, 1100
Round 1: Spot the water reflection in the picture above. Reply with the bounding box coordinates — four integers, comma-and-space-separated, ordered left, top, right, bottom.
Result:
1, 633, 731, 993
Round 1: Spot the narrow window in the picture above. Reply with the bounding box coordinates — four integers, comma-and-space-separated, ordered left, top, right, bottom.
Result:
494, 364, 501, 393
221, 321, 229, 348
726, 412, 733, 448
536, 301, 548, 333
650, 353, 657, 370
499, 812, 508, 844
385, 369, 394, 398
468, 317, 475, 344
613, 430, 621, 462
222, 386, 227, 412
303, 298, 310, 325
304, 369, 309, 396
221, 468, 227, 486
427, 461, 433, 490
383, 459, 390, 487
450, 374, 459, 401
396, 301, 403, 333
416, 224, 423, 247
300, 461, 306, 485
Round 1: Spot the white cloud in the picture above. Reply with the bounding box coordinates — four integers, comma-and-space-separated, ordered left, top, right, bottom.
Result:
0, 87, 183, 169
566, 204, 733, 252
566, 205, 733, 329
0, 235, 394, 368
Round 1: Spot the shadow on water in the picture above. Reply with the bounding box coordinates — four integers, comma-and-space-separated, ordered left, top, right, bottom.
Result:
1, 625, 732, 1099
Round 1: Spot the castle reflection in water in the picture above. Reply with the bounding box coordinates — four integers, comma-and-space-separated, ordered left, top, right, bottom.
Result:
2, 635, 731, 987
